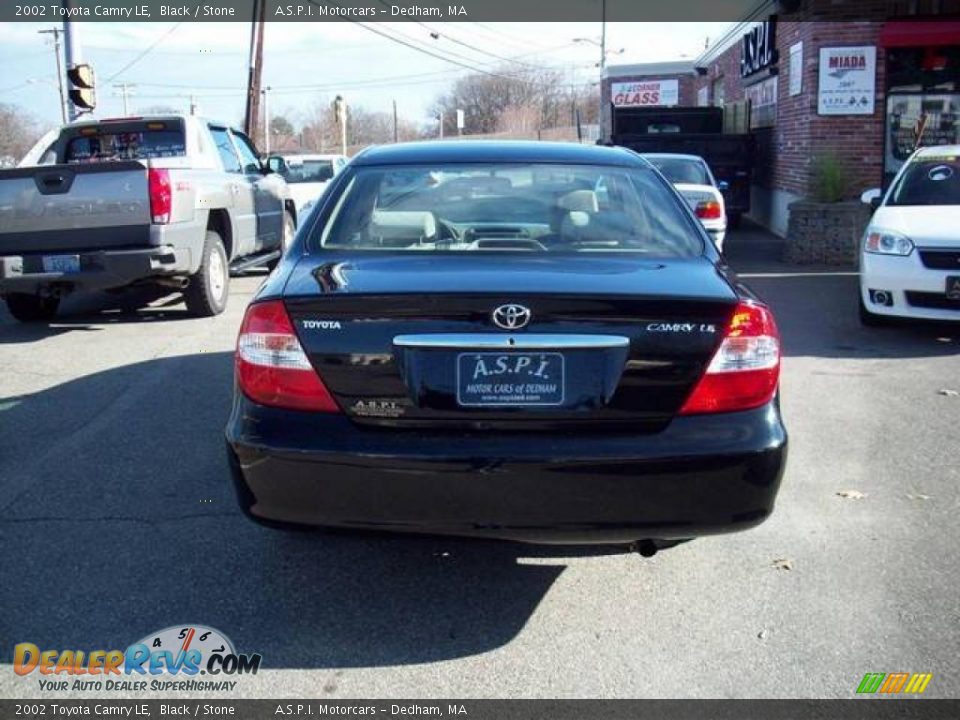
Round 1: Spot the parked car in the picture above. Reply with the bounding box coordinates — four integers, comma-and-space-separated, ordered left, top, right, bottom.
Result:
642, 153, 728, 251
226, 141, 787, 551
859, 145, 960, 325
0, 114, 296, 322
267, 153, 347, 216
610, 106, 752, 227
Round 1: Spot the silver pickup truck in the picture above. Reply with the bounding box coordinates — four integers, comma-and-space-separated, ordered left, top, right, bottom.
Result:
0, 114, 296, 321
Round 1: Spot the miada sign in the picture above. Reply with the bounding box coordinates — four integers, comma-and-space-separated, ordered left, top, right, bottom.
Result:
612, 80, 680, 107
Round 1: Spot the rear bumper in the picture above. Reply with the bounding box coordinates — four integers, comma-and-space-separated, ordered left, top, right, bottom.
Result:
226, 397, 788, 544
0, 244, 191, 294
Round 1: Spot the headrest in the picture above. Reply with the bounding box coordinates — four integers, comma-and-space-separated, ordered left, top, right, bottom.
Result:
370, 210, 437, 239
558, 189, 599, 213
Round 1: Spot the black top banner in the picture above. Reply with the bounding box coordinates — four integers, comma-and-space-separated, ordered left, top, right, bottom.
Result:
1, 0, 952, 22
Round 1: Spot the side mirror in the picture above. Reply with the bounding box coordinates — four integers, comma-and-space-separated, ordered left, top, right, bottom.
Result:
860, 188, 882, 209
265, 156, 286, 175
716, 180, 730, 192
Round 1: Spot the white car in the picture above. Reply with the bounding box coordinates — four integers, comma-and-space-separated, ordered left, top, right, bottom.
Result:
859, 145, 960, 325
268, 153, 348, 216
642, 153, 727, 251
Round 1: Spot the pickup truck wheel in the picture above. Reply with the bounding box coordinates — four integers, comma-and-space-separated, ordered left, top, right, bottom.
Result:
4, 293, 60, 323
267, 211, 296, 272
184, 230, 229, 317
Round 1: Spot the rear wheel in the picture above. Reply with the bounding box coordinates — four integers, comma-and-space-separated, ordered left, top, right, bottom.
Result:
4, 293, 60, 323
184, 230, 229, 317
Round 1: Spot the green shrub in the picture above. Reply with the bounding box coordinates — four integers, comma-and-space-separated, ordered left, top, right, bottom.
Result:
810, 155, 848, 203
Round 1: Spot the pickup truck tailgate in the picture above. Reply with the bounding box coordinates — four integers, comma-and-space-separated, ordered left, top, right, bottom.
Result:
0, 162, 151, 254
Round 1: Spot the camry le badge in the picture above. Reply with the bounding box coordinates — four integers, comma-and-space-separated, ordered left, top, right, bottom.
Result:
492, 304, 532, 330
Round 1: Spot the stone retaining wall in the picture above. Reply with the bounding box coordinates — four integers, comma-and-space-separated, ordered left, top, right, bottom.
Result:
784, 201, 871, 266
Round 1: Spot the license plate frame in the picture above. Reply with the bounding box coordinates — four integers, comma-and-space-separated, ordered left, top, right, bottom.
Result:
456, 352, 565, 408
41, 254, 81, 274
946, 276, 960, 301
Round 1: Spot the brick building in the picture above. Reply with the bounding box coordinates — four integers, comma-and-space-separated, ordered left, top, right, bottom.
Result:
602, 7, 960, 235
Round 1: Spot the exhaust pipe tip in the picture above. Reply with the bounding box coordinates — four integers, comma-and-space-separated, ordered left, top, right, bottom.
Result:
636, 540, 658, 558
155, 277, 190, 290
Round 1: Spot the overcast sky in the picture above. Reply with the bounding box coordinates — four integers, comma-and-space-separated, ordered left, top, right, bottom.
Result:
0, 21, 734, 131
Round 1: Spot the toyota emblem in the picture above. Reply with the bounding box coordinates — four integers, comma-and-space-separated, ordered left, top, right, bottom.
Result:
492, 304, 532, 330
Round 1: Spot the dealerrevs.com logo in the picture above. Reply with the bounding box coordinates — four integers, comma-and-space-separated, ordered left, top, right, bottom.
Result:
13, 625, 261, 693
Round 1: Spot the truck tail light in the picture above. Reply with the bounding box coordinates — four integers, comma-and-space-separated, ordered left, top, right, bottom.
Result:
695, 200, 723, 220
236, 300, 340, 413
148, 168, 172, 224
680, 301, 780, 415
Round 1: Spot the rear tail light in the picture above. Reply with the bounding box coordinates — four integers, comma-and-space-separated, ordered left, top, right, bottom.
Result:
148, 168, 172, 224
695, 200, 723, 220
680, 301, 780, 415
236, 300, 340, 412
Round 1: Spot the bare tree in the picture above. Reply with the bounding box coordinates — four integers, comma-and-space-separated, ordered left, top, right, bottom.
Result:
298, 98, 338, 153
0, 103, 45, 165
429, 66, 571, 137
299, 98, 418, 153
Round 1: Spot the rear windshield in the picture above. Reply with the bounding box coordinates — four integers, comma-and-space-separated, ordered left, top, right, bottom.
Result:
888, 155, 960, 206
283, 159, 335, 184
646, 157, 710, 186
64, 124, 186, 163
316, 163, 703, 257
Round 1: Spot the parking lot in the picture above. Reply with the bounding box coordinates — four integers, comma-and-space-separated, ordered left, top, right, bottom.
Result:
0, 224, 957, 699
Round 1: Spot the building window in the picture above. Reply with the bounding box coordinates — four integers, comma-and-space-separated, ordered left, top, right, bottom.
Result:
887, 47, 960, 93
712, 78, 725, 107
885, 93, 960, 183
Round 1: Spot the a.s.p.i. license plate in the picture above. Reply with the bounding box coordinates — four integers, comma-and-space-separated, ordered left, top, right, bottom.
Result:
456, 352, 564, 407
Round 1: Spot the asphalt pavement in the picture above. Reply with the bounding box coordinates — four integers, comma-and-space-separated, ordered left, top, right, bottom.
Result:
1, 225, 958, 699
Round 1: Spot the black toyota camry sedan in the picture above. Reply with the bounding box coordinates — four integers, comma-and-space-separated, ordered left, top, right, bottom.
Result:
225, 140, 787, 547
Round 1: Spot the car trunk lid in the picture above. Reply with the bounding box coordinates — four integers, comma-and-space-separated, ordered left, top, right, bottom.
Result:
283, 253, 738, 430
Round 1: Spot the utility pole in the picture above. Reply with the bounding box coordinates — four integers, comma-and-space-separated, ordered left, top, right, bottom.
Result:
62, 4, 84, 121
598, 0, 606, 142
189, 94, 199, 115
333, 95, 347, 156
392, 99, 398, 143
244, 0, 266, 144
38, 27, 67, 124
113, 82, 136, 116
262, 86, 271, 154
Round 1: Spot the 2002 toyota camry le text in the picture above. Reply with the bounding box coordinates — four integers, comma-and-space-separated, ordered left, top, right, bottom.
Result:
225, 141, 788, 547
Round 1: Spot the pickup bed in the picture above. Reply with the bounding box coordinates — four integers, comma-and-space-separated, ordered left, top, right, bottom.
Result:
609, 106, 753, 224
0, 115, 296, 322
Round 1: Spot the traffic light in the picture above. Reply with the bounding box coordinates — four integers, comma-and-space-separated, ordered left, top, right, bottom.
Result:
67, 64, 96, 111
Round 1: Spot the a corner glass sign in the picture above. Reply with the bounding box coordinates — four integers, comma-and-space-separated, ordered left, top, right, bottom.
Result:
741, 17, 778, 79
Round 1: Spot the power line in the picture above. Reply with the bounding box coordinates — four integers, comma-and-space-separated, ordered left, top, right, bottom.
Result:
364, 20, 530, 75
367, 2, 543, 69
469, 22, 558, 52
85, 41, 380, 57
304, 1, 539, 84
105, 22, 183, 82
0, 81, 34, 93
412, 22, 544, 69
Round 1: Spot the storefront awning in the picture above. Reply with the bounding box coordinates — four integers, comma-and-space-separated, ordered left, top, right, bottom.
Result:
879, 20, 960, 48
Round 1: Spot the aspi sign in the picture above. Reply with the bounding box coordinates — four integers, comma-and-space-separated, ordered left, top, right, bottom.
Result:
741, 17, 778, 78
